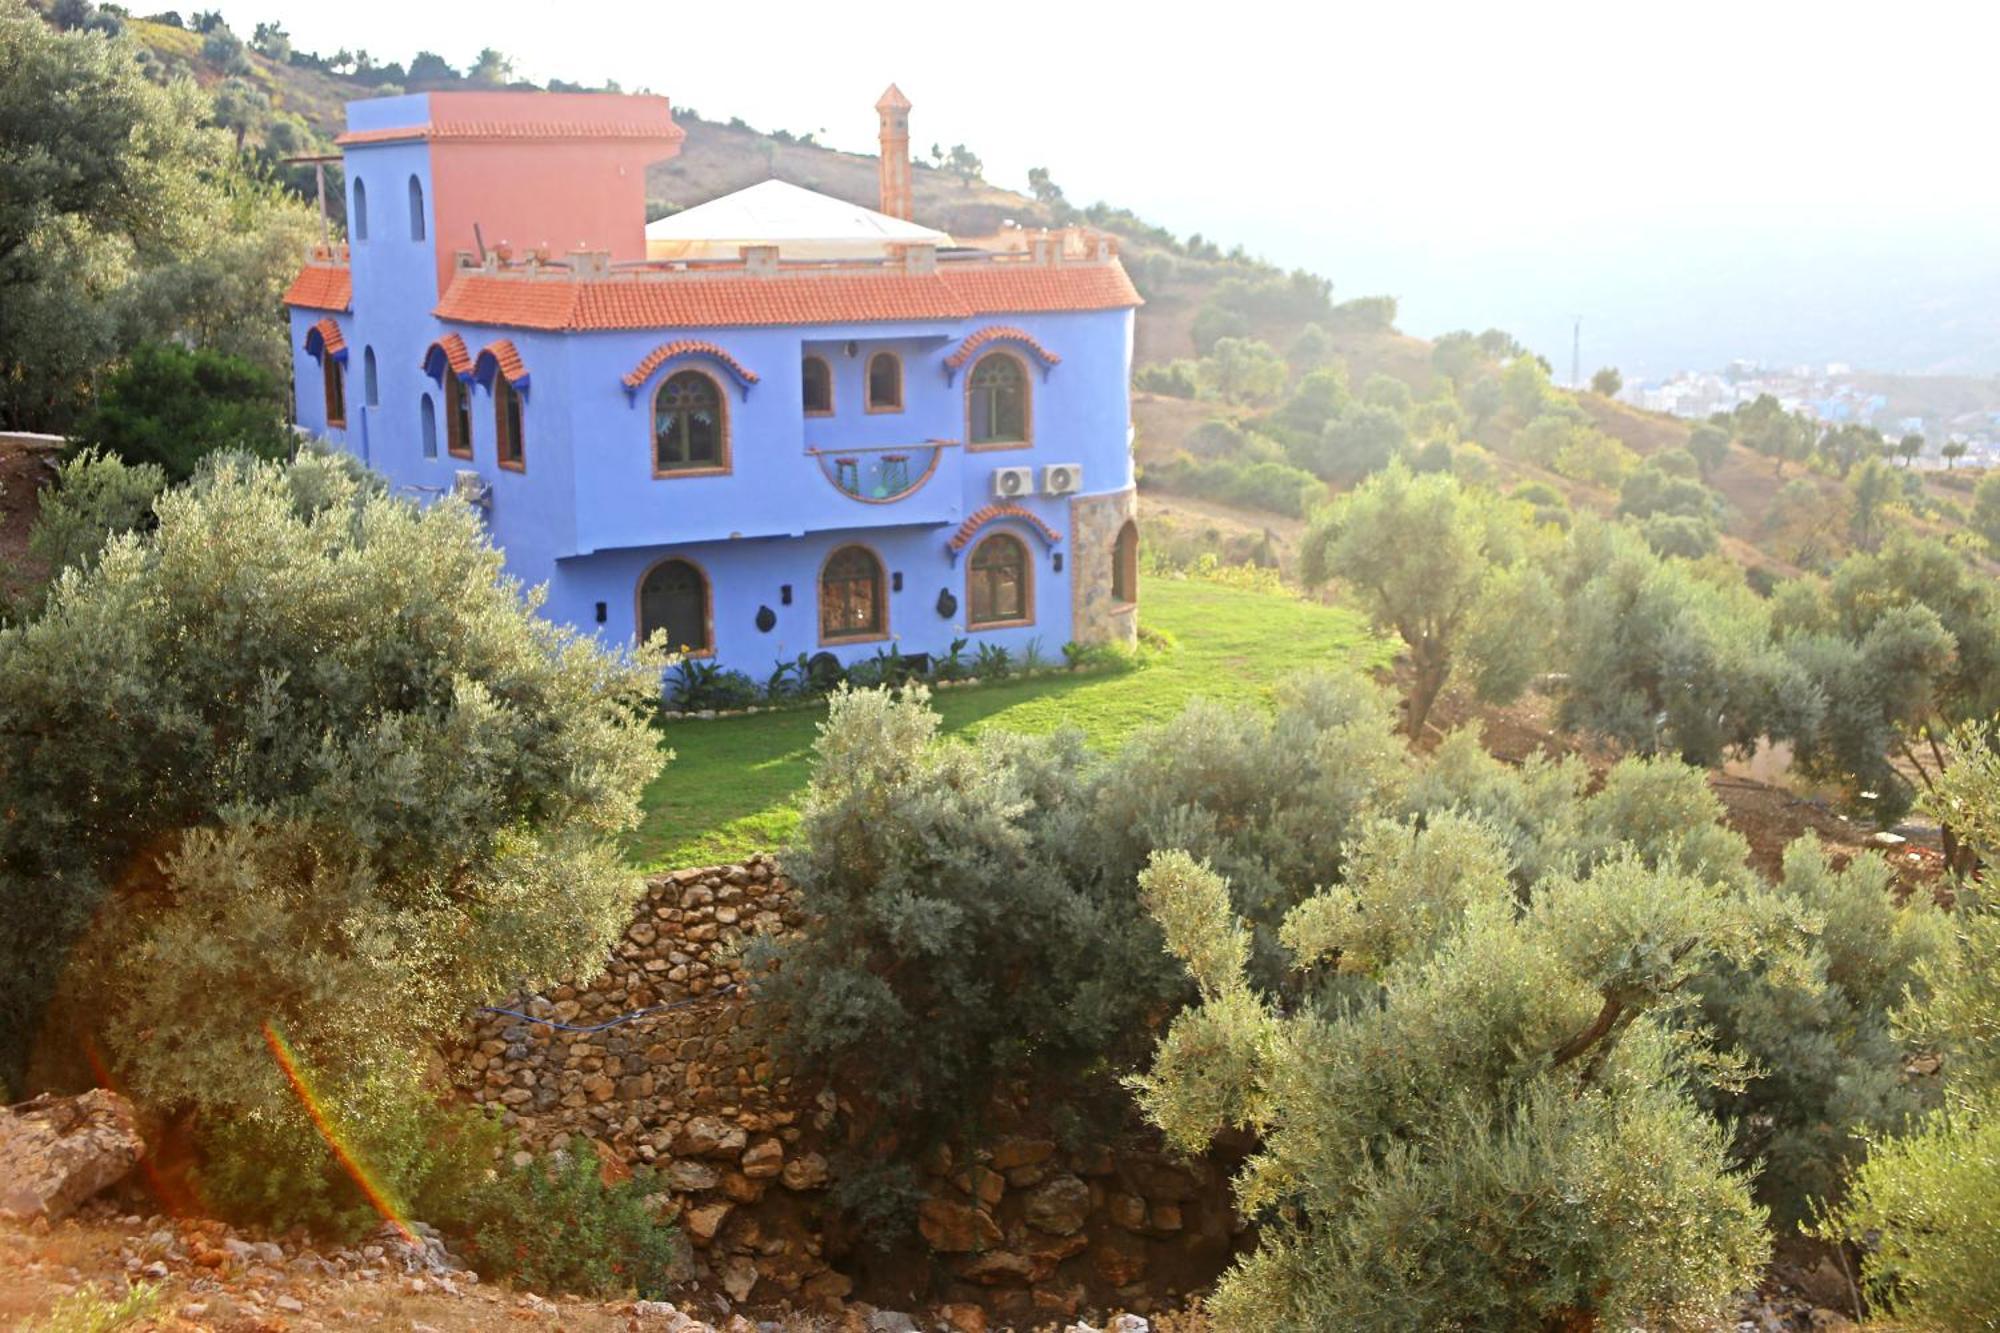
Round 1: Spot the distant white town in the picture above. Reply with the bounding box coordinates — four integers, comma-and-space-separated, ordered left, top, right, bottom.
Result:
1622, 361, 2000, 469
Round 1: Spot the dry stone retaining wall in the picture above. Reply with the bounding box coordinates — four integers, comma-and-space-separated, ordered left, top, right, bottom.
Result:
451, 857, 1239, 1320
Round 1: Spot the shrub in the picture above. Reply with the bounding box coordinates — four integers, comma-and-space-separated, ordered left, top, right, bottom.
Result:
1131, 848, 1769, 1332
1144, 452, 1323, 518
1134, 360, 1198, 398
1820, 900, 2000, 1328
1640, 510, 1721, 558
3, 453, 664, 1120
459, 1153, 682, 1298
1693, 837, 1949, 1225
26, 448, 165, 583
196, 1079, 508, 1239
749, 687, 1177, 1195
74, 342, 292, 482
1292, 404, 1406, 483
666, 659, 760, 710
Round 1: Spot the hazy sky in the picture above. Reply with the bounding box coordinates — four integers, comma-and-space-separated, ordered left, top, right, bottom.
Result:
220, 0, 2000, 377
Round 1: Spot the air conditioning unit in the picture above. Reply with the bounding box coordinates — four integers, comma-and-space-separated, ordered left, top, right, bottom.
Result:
991, 466, 1035, 499
452, 469, 492, 512
1041, 463, 1083, 496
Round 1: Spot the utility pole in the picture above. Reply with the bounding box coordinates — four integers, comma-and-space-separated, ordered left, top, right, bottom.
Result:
283, 153, 343, 249
1571, 316, 1582, 390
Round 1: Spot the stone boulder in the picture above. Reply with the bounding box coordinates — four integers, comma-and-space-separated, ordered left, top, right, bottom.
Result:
1023, 1173, 1091, 1235
0, 1089, 145, 1222
917, 1197, 1001, 1253
674, 1116, 747, 1159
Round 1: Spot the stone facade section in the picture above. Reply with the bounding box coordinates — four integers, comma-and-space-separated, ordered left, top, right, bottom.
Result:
1068, 487, 1139, 648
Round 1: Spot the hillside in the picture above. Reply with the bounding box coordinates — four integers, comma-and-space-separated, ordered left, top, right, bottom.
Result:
121, 15, 2000, 587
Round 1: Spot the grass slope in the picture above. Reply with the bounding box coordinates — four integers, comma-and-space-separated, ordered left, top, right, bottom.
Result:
628, 577, 1387, 869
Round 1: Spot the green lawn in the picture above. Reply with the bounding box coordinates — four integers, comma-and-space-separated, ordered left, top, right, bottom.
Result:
627, 577, 1388, 869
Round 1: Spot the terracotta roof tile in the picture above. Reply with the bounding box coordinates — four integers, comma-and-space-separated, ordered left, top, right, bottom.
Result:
474, 338, 530, 386
422, 334, 472, 378
621, 341, 760, 392
944, 325, 1061, 371
284, 265, 353, 312
433, 261, 1138, 332
947, 503, 1062, 554
304, 317, 346, 359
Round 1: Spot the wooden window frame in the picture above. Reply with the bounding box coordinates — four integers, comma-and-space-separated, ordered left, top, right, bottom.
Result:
445, 374, 472, 459
818, 543, 890, 644
965, 349, 1032, 452
966, 531, 1034, 629
652, 369, 731, 478
495, 377, 525, 472
635, 554, 715, 658
1111, 519, 1139, 606
323, 354, 346, 428
802, 354, 834, 417
865, 351, 904, 414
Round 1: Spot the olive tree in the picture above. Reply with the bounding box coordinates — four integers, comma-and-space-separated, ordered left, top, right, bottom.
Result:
1131, 845, 1769, 1331
1, 453, 666, 1122
1775, 536, 2000, 846
1302, 463, 1551, 737
1821, 733, 2000, 1326
1551, 518, 1816, 766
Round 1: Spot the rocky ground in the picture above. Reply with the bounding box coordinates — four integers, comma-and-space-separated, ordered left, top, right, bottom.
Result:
0, 1205, 1865, 1333
0, 1206, 1200, 1333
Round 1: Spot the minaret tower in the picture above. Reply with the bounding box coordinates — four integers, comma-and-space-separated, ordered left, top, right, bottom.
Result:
875, 84, 913, 220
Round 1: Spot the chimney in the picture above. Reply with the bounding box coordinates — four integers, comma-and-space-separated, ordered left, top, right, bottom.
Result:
875, 83, 913, 221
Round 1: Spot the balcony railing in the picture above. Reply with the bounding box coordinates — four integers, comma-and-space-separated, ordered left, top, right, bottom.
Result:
808, 440, 956, 505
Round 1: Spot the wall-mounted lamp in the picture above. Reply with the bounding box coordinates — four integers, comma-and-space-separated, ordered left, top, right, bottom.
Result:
844, 340, 859, 358
780, 584, 793, 605
594, 601, 607, 624
1052, 553, 1064, 573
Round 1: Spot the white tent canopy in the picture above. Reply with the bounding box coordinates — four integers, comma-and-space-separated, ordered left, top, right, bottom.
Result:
644, 179, 951, 261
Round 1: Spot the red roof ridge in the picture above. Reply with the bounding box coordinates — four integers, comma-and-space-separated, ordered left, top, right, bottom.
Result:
435, 260, 1139, 332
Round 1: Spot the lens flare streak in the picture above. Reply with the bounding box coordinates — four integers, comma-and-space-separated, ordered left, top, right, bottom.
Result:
260, 1020, 416, 1245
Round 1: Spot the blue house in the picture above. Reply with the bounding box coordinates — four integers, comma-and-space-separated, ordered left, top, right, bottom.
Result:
283, 87, 1142, 678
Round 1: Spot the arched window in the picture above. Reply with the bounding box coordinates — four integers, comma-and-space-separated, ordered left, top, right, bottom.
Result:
967, 532, 1031, 627
420, 393, 438, 458
352, 177, 368, 241
407, 174, 426, 241
1112, 519, 1139, 604
802, 354, 833, 416
363, 346, 379, 407
820, 545, 885, 641
322, 353, 346, 428
866, 351, 902, 412
653, 370, 726, 474
446, 374, 471, 458
967, 352, 1028, 446
495, 378, 525, 470
638, 558, 710, 654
